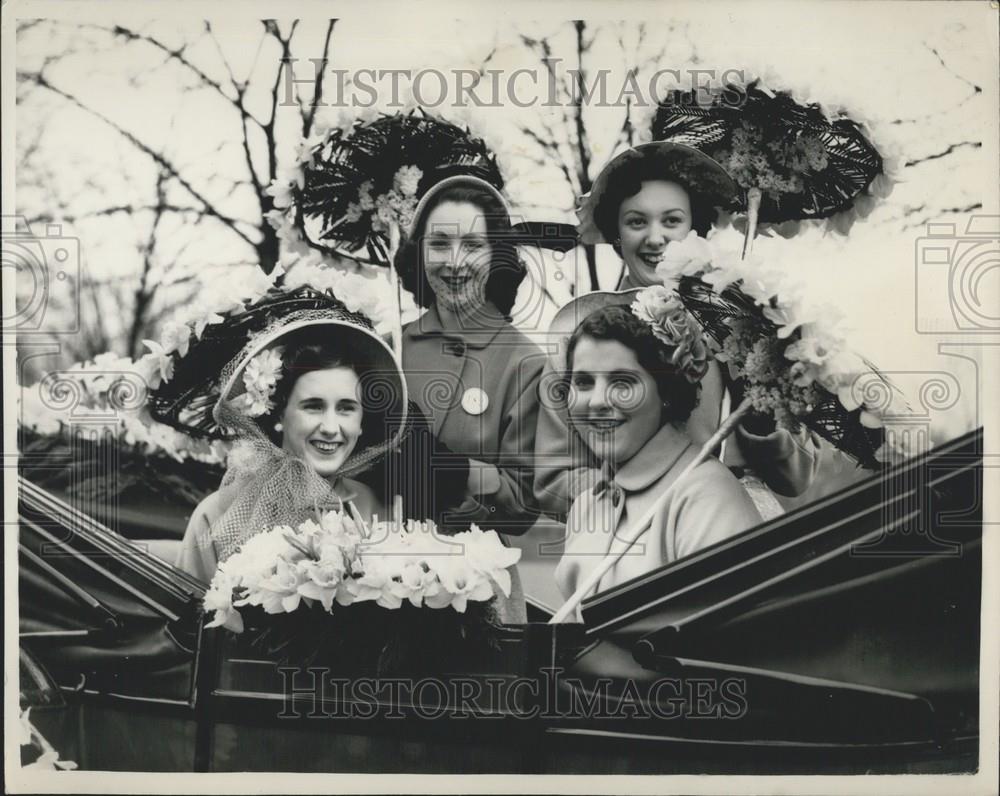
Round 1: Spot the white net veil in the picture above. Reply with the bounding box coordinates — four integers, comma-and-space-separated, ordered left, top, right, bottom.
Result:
199, 310, 408, 563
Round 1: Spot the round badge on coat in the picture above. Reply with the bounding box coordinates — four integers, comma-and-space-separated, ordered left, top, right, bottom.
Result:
461, 387, 489, 416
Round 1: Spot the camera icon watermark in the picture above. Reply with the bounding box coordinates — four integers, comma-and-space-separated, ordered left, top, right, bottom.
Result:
2, 215, 81, 335
914, 215, 999, 334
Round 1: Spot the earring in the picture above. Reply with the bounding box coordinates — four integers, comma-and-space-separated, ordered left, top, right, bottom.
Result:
274, 422, 284, 433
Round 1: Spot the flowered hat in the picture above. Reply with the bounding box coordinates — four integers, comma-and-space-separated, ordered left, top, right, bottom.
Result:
149, 286, 408, 477
576, 142, 740, 245
546, 287, 710, 384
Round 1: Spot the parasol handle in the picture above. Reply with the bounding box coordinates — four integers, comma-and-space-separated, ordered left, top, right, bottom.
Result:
549, 397, 754, 624
387, 221, 405, 528
388, 222, 404, 361
741, 187, 762, 260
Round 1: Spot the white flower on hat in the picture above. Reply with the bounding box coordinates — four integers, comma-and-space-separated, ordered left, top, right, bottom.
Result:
393, 165, 423, 198
266, 179, 296, 210
159, 320, 192, 358
139, 340, 176, 387
239, 346, 284, 418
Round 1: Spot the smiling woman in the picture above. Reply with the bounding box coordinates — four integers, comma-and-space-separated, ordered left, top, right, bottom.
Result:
171, 307, 408, 584
534, 142, 823, 520
393, 175, 547, 623
266, 345, 366, 479
554, 298, 761, 610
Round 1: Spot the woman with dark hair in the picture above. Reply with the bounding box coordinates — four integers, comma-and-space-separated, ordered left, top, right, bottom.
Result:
553, 294, 761, 604
395, 182, 528, 318
534, 142, 821, 521
393, 175, 545, 622
175, 314, 408, 583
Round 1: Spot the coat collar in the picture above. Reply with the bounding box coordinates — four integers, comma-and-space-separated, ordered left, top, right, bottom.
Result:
612, 423, 693, 493
404, 302, 508, 350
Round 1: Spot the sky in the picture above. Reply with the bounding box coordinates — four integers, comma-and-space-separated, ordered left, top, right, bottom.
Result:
11, 0, 1000, 440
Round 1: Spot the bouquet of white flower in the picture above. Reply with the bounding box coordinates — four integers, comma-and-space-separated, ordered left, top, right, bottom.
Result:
203, 511, 521, 671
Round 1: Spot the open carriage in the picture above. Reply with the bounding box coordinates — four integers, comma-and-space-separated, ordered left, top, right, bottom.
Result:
18, 427, 982, 774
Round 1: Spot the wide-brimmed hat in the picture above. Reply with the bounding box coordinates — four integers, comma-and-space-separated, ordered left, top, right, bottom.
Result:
219, 312, 407, 478
576, 142, 739, 245
149, 286, 408, 476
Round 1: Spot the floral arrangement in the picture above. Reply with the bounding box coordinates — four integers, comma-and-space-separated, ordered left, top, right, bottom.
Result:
648, 231, 912, 464
281, 253, 418, 334
715, 119, 829, 200
630, 287, 711, 384
205, 512, 520, 631
345, 165, 423, 232
264, 142, 421, 336
234, 347, 284, 418
203, 510, 520, 670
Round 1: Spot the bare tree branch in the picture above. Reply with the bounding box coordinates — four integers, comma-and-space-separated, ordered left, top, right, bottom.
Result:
19, 69, 258, 248
204, 21, 245, 93
924, 42, 982, 94
516, 124, 577, 195
24, 204, 216, 226
903, 203, 983, 230
302, 20, 338, 138
125, 168, 170, 357
905, 141, 981, 168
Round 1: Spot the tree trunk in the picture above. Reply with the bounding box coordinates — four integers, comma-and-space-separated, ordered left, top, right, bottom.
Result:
583, 243, 599, 293
256, 223, 281, 275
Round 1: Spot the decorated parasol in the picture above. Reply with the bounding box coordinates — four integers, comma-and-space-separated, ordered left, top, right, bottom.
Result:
651, 79, 895, 255
293, 110, 505, 268
275, 108, 577, 358
674, 274, 906, 470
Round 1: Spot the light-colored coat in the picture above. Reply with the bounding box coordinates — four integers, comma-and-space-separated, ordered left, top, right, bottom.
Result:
554, 423, 763, 605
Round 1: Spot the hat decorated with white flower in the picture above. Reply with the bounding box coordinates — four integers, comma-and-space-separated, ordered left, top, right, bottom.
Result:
217, 313, 407, 479
576, 141, 740, 245
149, 285, 408, 477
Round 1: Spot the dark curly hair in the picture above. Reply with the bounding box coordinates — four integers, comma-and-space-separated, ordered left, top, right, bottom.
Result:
260, 328, 389, 451
393, 184, 527, 317
593, 150, 719, 251
565, 305, 700, 424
